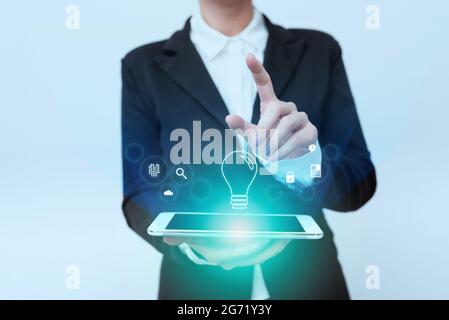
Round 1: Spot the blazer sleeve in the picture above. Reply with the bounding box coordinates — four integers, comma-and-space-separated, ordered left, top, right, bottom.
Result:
320, 40, 377, 212
121, 58, 194, 265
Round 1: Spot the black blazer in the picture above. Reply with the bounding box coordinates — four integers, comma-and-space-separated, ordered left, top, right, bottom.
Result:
121, 16, 376, 300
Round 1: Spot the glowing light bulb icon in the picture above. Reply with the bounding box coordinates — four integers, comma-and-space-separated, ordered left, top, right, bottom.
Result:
221, 150, 258, 210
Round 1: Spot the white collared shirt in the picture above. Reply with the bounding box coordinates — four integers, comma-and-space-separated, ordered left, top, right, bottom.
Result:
182, 8, 322, 300
190, 8, 267, 124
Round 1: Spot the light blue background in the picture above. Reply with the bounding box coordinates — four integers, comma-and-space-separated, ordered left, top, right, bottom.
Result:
1, 0, 448, 299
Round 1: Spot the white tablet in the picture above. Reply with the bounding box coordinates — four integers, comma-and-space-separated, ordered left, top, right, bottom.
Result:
147, 212, 323, 239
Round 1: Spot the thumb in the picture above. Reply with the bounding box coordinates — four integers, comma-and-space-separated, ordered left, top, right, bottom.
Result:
163, 237, 185, 246
225, 114, 256, 131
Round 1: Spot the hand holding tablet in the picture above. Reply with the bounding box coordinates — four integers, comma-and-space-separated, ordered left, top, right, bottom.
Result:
164, 236, 290, 270
149, 212, 323, 270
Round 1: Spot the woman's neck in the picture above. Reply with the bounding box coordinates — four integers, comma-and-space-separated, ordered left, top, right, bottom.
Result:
199, 0, 254, 36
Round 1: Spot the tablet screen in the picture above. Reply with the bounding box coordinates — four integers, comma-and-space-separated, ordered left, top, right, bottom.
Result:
166, 214, 304, 232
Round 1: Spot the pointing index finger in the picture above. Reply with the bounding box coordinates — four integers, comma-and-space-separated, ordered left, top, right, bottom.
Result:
246, 54, 277, 105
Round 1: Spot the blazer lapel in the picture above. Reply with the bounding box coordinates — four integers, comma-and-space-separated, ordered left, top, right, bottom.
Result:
153, 20, 229, 128
251, 17, 307, 124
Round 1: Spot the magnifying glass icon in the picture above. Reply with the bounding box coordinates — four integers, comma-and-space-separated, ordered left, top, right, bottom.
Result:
175, 167, 187, 180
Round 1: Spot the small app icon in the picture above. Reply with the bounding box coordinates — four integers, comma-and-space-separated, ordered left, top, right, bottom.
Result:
163, 189, 174, 196
286, 172, 295, 184
310, 164, 321, 178
148, 163, 160, 178
175, 167, 187, 180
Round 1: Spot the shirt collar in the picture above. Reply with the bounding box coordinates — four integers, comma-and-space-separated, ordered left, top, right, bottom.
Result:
190, 8, 268, 60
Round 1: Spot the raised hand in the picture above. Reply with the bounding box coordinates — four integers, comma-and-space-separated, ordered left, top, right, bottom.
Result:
226, 54, 318, 161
